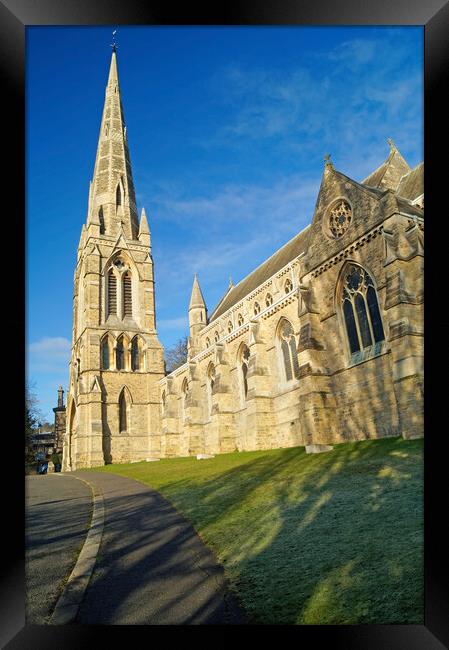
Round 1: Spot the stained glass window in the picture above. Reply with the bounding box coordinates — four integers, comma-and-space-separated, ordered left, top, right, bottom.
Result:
341, 264, 385, 357
329, 200, 352, 238
279, 320, 300, 381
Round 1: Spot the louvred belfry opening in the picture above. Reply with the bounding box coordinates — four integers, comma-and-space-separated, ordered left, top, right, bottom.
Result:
123, 272, 132, 317
108, 271, 117, 317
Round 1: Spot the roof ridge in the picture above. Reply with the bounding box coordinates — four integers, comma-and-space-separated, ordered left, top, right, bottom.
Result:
209, 223, 311, 321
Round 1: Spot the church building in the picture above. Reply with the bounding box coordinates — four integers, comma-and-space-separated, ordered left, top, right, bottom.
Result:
64, 49, 423, 470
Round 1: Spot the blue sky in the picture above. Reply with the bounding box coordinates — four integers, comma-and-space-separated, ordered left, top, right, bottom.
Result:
26, 26, 423, 421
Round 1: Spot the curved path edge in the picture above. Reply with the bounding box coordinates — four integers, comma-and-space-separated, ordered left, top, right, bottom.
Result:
48, 474, 105, 625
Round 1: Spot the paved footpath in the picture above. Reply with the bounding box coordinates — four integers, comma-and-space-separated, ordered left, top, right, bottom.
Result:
71, 471, 248, 625
25, 474, 93, 624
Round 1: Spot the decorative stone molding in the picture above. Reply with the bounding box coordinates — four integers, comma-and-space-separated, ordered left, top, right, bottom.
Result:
311, 226, 383, 278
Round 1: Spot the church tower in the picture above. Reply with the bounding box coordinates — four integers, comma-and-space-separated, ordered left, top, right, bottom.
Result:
64, 47, 165, 470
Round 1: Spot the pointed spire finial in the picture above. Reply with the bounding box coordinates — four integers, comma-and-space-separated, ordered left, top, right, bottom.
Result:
189, 274, 206, 310
139, 207, 150, 235
324, 153, 334, 170
111, 28, 118, 53
387, 138, 396, 151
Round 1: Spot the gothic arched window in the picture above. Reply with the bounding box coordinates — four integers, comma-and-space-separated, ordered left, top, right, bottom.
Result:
116, 336, 125, 370
228, 321, 233, 333
340, 264, 385, 355
278, 320, 300, 382
116, 183, 122, 207
265, 293, 273, 307
207, 364, 215, 416
214, 331, 219, 343
237, 313, 244, 327
284, 278, 293, 294
206, 337, 211, 348
123, 272, 132, 318
107, 270, 117, 317
240, 344, 250, 402
119, 389, 128, 432
131, 337, 140, 371
181, 378, 189, 422
254, 302, 261, 315
101, 336, 110, 370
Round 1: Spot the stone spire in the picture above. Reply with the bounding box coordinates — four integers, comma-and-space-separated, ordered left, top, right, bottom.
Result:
138, 207, 151, 248
189, 274, 206, 311
189, 274, 207, 339
87, 48, 139, 240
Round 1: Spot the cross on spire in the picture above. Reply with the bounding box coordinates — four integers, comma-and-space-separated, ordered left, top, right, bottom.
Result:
111, 28, 118, 52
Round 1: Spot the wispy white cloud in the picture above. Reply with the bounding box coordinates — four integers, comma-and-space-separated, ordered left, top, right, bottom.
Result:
28, 337, 71, 373
157, 316, 189, 330
200, 33, 422, 165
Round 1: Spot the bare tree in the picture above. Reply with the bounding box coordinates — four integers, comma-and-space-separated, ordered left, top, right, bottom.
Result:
25, 381, 43, 463
165, 336, 188, 374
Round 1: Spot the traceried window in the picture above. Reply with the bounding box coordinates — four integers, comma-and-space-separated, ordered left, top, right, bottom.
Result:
131, 337, 140, 371
116, 336, 125, 370
340, 264, 385, 355
107, 270, 117, 317
101, 337, 110, 370
240, 345, 250, 401
214, 331, 219, 343
278, 320, 300, 382
254, 302, 261, 315
228, 321, 233, 333
284, 279, 293, 294
237, 313, 244, 327
265, 293, 273, 307
123, 272, 132, 318
206, 337, 211, 348
328, 200, 352, 239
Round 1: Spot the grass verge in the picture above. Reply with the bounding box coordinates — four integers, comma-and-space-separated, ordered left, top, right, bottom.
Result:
85, 436, 423, 624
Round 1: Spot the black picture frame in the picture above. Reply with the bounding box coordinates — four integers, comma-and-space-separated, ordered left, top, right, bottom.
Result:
7, 0, 448, 647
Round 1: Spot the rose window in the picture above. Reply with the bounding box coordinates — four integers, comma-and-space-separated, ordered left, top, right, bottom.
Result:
329, 200, 352, 238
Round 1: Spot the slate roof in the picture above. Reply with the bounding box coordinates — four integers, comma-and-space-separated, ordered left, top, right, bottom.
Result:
208, 148, 423, 324
361, 146, 411, 191
396, 162, 424, 202
209, 225, 311, 322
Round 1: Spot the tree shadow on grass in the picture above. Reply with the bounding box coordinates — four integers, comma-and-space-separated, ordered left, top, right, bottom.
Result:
146, 437, 423, 625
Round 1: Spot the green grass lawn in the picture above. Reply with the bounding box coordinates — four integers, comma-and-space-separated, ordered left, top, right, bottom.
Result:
85, 436, 423, 625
